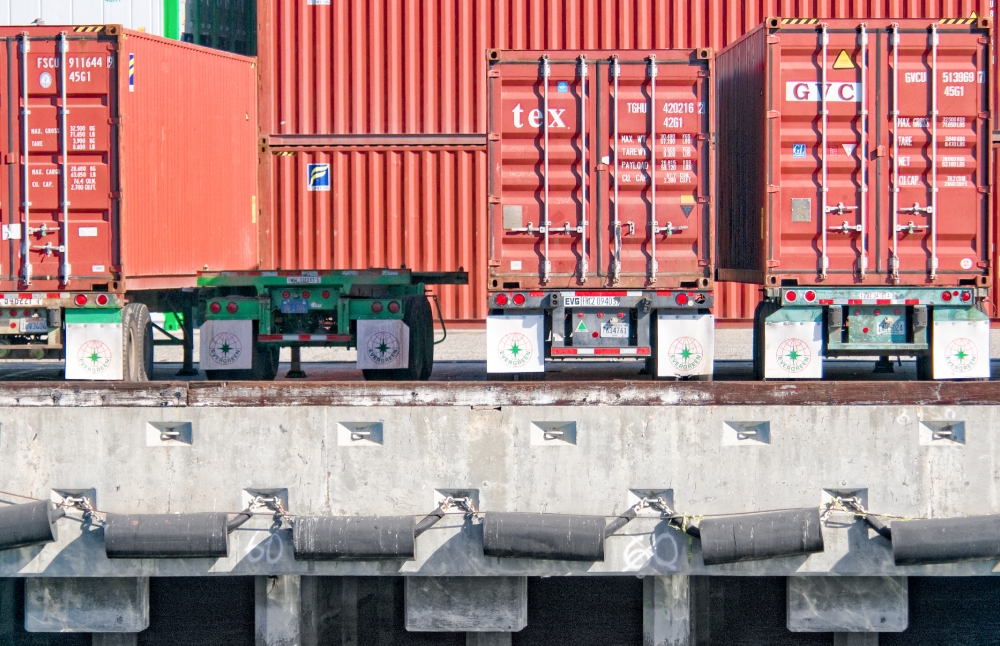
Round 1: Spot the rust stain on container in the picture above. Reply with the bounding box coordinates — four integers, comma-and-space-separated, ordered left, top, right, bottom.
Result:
0, 26, 257, 292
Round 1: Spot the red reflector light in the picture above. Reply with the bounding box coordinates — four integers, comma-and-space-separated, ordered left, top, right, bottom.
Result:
495, 293, 508, 306
675, 293, 689, 306
388, 301, 400, 313
322, 291, 330, 299
210, 302, 222, 314
226, 302, 238, 314
8, 310, 16, 317
874, 309, 881, 316
282, 291, 290, 299
961, 291, 972, 302
512, 293, 526, 305
74, 294, 87, 306
942, 291, 952, 302
302, 291, 310, 299
529, 291, 545, 297
786, 291, 797, 302
96, 294, 108, 306
371, 301, 384, 313
804, 290, 816, 302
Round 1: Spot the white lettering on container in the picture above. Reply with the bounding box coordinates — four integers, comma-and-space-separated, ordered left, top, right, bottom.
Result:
785, 81, 860, 102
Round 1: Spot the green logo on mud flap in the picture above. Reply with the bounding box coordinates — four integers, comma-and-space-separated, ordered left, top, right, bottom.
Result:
945, 338, 978, 373
668, 336, 703, 371
209, 332, 243, 366
77, 340, 112, 374
367, 331, 400, 364
776, 338, 811, 373
498, 332, 532, 368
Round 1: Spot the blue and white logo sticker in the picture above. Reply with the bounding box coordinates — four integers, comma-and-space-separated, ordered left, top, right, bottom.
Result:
557, 81, 569, 93
128, 53, 134, 92
792, 143, 806, 158
307, 163, 330, 191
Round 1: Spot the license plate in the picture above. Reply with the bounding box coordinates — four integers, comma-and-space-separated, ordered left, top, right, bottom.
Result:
859, 292, 894, 300
563, 296, 621, 307
280, 300, 309, 314
20, 319, 47, 333
0, 297, 41, 306
287, 276, 321, 285
600, 322, 629, 338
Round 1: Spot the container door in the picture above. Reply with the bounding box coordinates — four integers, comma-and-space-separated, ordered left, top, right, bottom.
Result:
491, 56, 593, 288
776, 26, 873, 281
6, 33, 115, 290
884, 26, 988, 283
607, 56, 710, 285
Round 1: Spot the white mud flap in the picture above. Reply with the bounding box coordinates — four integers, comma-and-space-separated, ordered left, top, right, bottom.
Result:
933, 316, 990, 380
765, 319, 823, 379
199, 320, 253, 370
487, 314, 544, 374
65, 309, 123, 380
656, 313, 714, 377
357, 319, 410, 370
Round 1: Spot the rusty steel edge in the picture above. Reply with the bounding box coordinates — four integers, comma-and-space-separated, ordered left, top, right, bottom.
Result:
1, 380, 1000, 407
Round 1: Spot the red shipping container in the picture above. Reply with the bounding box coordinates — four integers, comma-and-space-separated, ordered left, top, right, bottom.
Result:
258, 146, 486, 322
0, 25, 257, 293
717, 17, 992, 288
487, 48, 713, 291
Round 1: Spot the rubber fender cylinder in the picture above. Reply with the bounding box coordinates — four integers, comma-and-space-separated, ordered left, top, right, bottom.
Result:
292, 516, 415, 560
104, 513, 230, 558
699, 508, 824, 565
0, 501, 64, 551
482, 512, 605, 561
891, 515, 1000, 566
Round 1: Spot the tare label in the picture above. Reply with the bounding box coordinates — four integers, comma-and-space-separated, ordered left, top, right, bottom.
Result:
785, 81, 861, 102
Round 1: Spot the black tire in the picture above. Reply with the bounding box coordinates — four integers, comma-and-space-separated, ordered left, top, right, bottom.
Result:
752, 299, 781, 381
362, 295, 433, 381
204, 326, 279, 381
122, 303, 153, 382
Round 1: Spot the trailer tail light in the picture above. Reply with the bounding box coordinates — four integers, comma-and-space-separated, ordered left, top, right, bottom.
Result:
371, 301, 383, 313
302, 291, 310, 299
282, 291, 290, 299
322, 291, 330, 299
209, 302, 222, 314
804, 290, 816, 302
512, 293, 526, 306
387, 301, 400, 313
495, 293, 508, 306
74, 294, 87, 306
785, 291, 797, 302
96, 294, 109, 306
675, 293, 688, 306
225, 302, 238, 314
942, 291, 952, 302
961, 291, 972, 302
8, 310, 16, 317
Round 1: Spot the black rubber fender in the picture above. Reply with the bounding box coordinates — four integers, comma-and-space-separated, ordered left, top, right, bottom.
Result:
0, 500, 64, 551
482, 512, 605, 561
292, 515, 415, 560
699, 508, 825, 565
891, 515, 1000, 566
104, 513, 230, 558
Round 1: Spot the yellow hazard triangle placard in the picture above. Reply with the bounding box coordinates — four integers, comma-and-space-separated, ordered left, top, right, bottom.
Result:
833, 50, 855, 69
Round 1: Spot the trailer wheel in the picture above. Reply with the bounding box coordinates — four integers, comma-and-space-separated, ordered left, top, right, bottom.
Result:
752, 299, 780, 381
122, 303, 153, 382
362, 295, 433, 381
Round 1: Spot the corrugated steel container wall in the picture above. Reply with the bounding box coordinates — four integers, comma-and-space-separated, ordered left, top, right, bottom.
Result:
258, 0, 994, 321
119, 31, 257, 287
717, 18, 992, 288
257, 0, 994, 135
262, 148, 486, 321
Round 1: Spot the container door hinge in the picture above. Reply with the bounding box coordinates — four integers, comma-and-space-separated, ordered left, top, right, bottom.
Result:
767, 260, 780, 268
488, 196, 500, 204
767, 36, 780, 44
698, 259, 710, 267
978, 260, 990, 268
488, 133, 500, 141
3, 153, 16, 164
488, 70, 500, 78
110, 191, 121, 199
488, 259, 501, 267
979, 111, 990, 120
876, 145, 887, 157
767, 110, 780, 119
767, 185, 779, 193
978, 186, 989, 194
107, 118, 120, 125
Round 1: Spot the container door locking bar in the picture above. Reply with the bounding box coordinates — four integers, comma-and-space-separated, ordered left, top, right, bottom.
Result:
58, 32, 71, 283
611, 55, 623, 284
890, 24, 901, 283
578, 55, 589, 283
819, 24, 830, 280
19, 33, 31, 285
542, 55, 552, 283
647, 56, 658, 282
928, 25, 939, 280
